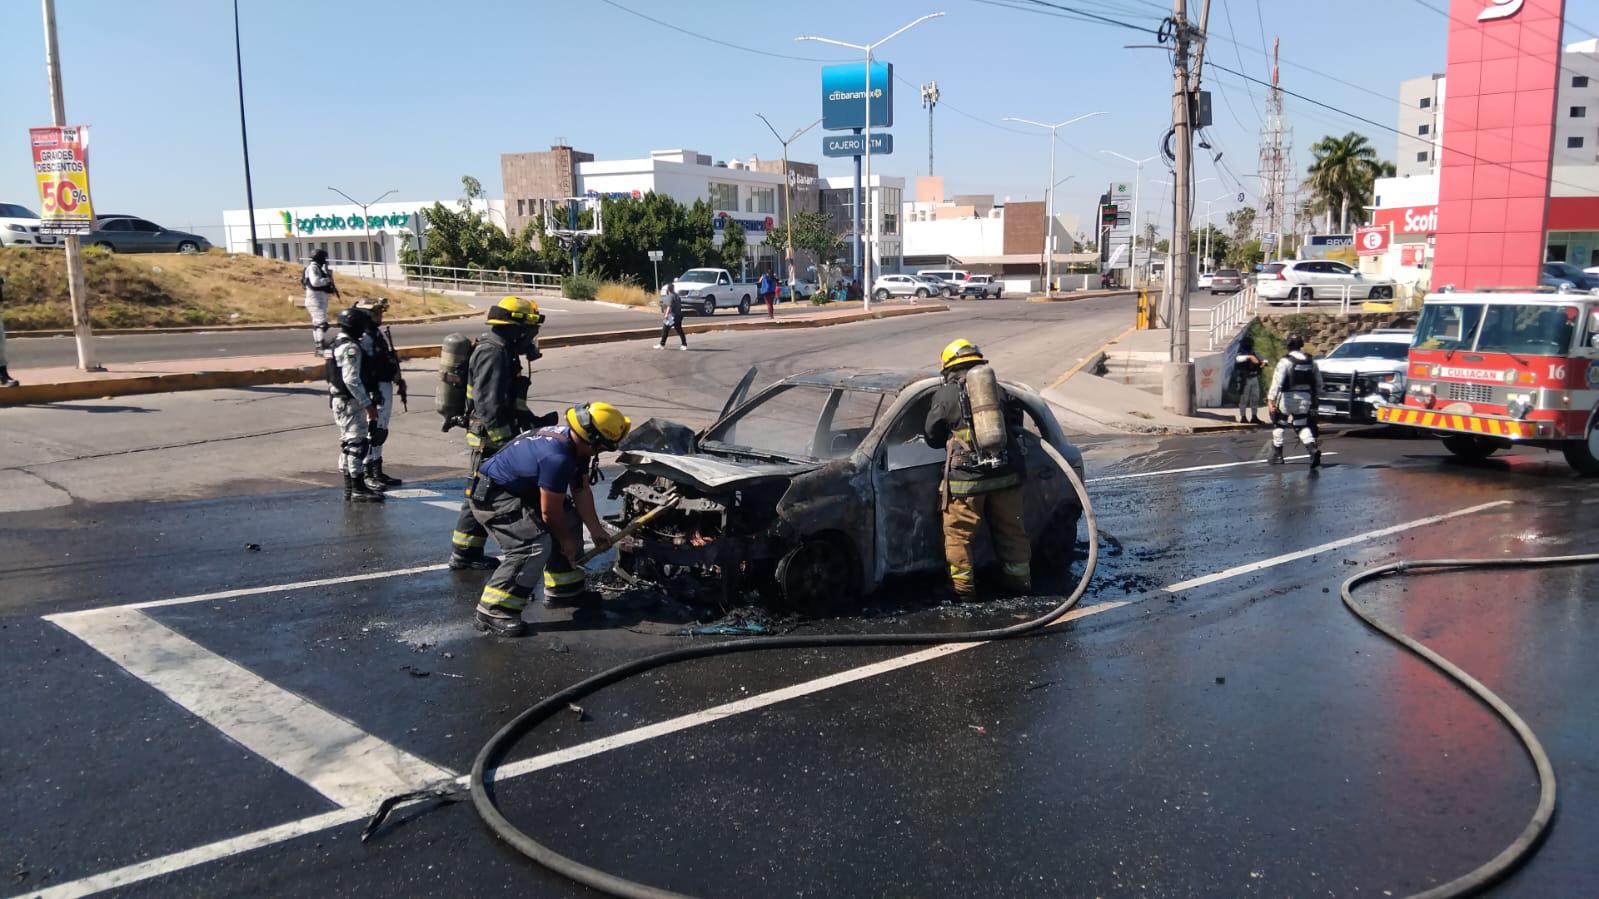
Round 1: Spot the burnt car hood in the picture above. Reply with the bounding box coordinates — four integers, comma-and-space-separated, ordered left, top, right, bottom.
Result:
617, 451, 819, 490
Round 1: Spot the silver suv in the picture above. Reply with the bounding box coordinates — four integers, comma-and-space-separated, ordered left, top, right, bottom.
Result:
1314, 329, 1412, 422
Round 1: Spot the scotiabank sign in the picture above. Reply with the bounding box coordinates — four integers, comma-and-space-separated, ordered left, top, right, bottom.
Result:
1372, 204, 1438, 235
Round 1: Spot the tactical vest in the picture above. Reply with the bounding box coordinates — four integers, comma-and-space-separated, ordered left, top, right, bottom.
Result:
326, 334, 378, 400
1285, 354, 1318, 394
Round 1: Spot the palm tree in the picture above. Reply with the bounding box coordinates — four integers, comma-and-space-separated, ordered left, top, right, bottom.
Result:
1307, 132, 1390, 233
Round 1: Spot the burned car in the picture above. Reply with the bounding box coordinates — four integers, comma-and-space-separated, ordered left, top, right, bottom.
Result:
608, 368, 1085, 610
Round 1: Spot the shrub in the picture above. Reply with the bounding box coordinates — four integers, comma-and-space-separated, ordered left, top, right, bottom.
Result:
563, 272, 600, 301
595, 281, 654, 306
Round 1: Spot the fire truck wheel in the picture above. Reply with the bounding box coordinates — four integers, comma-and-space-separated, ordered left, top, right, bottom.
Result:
1561, 416, 1599, 476
1441, 434, 1498, 461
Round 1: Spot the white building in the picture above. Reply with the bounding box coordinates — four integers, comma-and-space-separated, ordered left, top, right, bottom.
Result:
820, 174, 906, 274
221, 198, 504, 279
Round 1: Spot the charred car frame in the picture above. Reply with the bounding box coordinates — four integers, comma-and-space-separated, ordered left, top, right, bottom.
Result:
609, 368, 1085, 610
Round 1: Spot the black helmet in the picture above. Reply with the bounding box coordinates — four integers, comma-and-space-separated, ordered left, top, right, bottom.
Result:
337, 306, 374, 335
312, 248, 328, 264
1286, 334, 1305, 352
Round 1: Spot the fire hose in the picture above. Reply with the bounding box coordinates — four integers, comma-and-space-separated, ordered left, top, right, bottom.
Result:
446, 440, 1584, 898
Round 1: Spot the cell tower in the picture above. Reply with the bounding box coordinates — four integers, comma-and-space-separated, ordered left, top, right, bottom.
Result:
1256, 37, 1291, 259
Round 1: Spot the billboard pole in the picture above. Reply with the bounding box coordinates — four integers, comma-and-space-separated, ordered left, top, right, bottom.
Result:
40, 0, 98, 372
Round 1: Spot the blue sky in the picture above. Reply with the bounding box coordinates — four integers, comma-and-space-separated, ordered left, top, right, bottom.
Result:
0, 0, 1472, 241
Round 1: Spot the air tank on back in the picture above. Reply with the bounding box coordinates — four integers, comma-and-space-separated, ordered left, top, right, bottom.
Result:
964, 363, 1008, 463
436, 332, 472, 424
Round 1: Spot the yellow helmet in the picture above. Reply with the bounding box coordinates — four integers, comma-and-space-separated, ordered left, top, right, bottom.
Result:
566, 402, 632, 450
940, 338, 986, 371
487, 296, 542, 325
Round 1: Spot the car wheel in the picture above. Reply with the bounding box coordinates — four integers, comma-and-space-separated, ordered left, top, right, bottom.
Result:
874, 288, 890, 301
1441, 434, 1498, 462
775, 536, 858, 613
1374, 285, 1393, 300
1562, 412, 1599, 476
1291, 286, 1312, 303
738, 295, 751, 315
94, 241, 115, 253
915, 288, 929, 299
702, 298, 716, 316
177, 240, 200, 254
994, 290, 1002, 299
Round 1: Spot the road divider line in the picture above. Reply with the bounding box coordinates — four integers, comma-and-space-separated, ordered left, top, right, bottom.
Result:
1163, 500, 1513, 593
47, 607, 454, 808
1087, 452, 1335, 484
20, 496, 1513, 899
46, 563, 454, 614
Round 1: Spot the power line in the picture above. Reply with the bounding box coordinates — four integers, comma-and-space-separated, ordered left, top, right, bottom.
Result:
1218, 0, 1263, 122
595, 0, 844, 62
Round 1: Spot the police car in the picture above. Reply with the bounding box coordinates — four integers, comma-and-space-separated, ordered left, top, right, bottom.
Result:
1315, 329, 1413, 422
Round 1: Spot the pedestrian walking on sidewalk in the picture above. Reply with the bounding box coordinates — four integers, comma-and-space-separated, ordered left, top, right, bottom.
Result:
0, 277, 19, 388
657, 283, 687, 350
1267, 334, 1324, 468
303, 249, 339, 356
356, 298, 405, 487
1235, 333, 1263, 424
327, 306, 386, 502
758, 272, 777, 319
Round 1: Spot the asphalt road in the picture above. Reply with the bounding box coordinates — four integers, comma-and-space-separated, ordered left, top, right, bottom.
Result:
1, 295, 1594, 897
2, 292, 847, 369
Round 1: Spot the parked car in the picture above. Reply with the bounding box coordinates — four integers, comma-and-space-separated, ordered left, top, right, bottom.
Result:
86, 216, 211, 254
671, 268, 759, 315
1256, 259, 1397, 305
1197, 272, 1214, 290
609, 367, 1084, 609
915, 274, 958, 298
1541, 261, 1599, 290
1314, 329, 1413, 422
871, 274, 936, 301
960, 274, 1003, 299
0, 203, 58, 249
1210, 269, 1244, 294
776, 280, 820, 302
917, 269, 969, 290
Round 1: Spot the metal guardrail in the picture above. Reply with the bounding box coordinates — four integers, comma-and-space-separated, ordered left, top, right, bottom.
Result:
1203, 284, 1255, 350
400, 264, 562, 294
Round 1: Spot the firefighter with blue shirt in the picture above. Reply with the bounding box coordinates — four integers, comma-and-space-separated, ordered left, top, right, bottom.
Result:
466, 402, 631, 637
448, 297, 549, 570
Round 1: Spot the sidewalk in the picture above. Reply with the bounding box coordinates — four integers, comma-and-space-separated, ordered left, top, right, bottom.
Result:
0, 302, 947, 406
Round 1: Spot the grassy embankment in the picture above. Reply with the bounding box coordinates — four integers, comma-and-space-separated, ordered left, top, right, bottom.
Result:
0, 248, 468, 330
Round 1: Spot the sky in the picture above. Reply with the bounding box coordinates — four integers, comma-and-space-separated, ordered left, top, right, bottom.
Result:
0, 0, 1518, 245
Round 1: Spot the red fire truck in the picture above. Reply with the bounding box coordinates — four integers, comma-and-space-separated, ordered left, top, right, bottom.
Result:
1375, 287, 1599, 475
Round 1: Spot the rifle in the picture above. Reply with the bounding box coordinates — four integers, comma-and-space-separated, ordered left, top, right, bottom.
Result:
383, 325, 407, 410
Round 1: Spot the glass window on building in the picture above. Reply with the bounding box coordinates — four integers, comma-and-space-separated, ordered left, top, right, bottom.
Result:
880, 187, 901, 235
1573, 106, 1588, 118
1570, 136, 1586, 149
332, 242, 343, 261
1418, 124, 1430, 135
1546, 231, 1597, 268
709, 182, 739, 211
265, 243, 277, 260
1419, 97, 1431, 108
1576, 75, 1591, 88
346, 241, 356, 260
1416, 151, 1429, 162
516, 199, 527, 217
373, 241, 383, 263
360, 242, 369, 262
282, 242, 290, 260
748, 187, 776, 214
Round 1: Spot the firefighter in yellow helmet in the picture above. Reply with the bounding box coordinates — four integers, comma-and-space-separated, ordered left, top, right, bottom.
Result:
467, 402, 632, 637
448, 297, 554, 570
922, 339, 1032, 600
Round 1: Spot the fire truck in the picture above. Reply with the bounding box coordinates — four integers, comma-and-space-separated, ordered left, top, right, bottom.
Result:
1375, 287, 1599, 475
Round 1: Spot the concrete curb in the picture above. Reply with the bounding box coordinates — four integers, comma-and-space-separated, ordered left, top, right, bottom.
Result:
0, 304, 947, 407
1046, 324, 1136, 391
9, 309, 481, 338
1026, 290, 1136, 303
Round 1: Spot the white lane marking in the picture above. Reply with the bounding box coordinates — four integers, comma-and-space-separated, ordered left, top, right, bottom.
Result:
380, 488, 444, 499
47, 607, 454, 808
19, 496, 1518, 897
422, 500, 461, 511
1087, 452, 1335, 484
1164, 500, 1512, 593
90, 564, 450, 613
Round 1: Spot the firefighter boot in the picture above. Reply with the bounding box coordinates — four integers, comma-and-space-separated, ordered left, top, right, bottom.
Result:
448, 551, 498, 571
367, 460, 403, 487
1309, 446, 1323, 469
1270, 445, 1284, 465
473, 605, 527, 638
344, 474, 386, 503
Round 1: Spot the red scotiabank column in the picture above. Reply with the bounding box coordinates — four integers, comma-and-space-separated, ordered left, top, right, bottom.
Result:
1431, 0, 1567, 290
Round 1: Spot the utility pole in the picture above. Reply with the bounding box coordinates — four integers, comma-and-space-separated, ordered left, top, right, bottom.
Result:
1009, 112, 1107, 297
41, 0, 98, 371
232, 0, 259, 256
1164, 0, 1209, 416
921, 81, 939, 176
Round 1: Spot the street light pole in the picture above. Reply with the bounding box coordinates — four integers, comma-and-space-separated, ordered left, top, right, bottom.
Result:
328, 187, 397, 284
1101, 150, 1157, 294
1200, 192, 1227, 273
232, 0, 259, 257
756, 114, 822, 290
40, 0, 98, 371
1006, 112, 1106, 295
798, 12, 944, 313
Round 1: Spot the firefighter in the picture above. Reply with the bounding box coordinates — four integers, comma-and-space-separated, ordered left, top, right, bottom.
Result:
356, 298, 405, 487
923, 339, 1031, 601
327, 306, 386, 502
467, 402, 630, 637
448, 297, 548, 570
303, 249, 339, 356
1267, 334, 1324, 468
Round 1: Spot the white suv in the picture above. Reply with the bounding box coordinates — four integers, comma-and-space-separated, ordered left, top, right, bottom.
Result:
1315, 329, 1412, 422
871, 274, 935, 301
1258, 259, 1396, 305
0, 203, 57, 249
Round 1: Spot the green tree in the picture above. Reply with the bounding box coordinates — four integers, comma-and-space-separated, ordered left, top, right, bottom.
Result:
716, 219, 748, 275
1226, 206, 1256, 242
1307, 132, 1392, 233
1226, 237, 1264, 271
764, 212, 845, 271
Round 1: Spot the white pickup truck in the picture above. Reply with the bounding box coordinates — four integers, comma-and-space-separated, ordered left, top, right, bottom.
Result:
672, 268, 759, 316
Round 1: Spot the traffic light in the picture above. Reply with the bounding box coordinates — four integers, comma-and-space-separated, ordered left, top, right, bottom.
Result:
1101, 203, 1118, 229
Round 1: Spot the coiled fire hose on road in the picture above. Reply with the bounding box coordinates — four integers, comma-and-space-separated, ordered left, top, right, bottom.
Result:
463, 436, 1588, 899
1341, 553, 1599, 898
